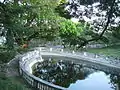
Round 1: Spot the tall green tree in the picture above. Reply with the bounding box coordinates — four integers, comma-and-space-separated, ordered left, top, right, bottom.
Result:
0, 0, 60, 48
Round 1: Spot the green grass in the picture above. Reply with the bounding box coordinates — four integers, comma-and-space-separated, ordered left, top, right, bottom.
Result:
86, 45, 120, 58
0, 75, 34, 90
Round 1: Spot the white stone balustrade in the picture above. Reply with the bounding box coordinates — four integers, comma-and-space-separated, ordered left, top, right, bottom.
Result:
19, 47, 120, 90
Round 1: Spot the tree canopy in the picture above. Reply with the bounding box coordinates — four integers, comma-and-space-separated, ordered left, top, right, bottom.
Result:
0, 0, 60, 48
0, 0, 120, 49
56, 0, 120, 47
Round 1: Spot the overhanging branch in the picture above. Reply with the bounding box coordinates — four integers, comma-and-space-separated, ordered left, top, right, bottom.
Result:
78, 0, 116, 48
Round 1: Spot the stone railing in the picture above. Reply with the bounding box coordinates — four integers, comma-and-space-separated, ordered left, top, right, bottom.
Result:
19, 49, 67, 90
38, 47, 120, 75
36, 47, 120, 66
19, 47, 120, 90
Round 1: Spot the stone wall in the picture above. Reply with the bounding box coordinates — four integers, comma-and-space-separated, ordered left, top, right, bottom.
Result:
19, 47, 120, 90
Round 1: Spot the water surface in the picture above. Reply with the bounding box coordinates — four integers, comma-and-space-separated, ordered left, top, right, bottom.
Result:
68, 71, 114, 90
32, 58, 119, 90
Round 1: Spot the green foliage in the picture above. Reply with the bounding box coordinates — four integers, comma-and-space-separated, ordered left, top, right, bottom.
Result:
29, 0, 58, 19
59, 19, 83, 38
1, 0, 117, 48
86, 45, 120, 58
55, 3, 71, 19
0, 0, 61, 48
100, 36, 109, 43
59, 19, 93, 46
32, 0, 60, 41
112, 26, 120, 39
0, 77, 32, 90
58, 0, 68, 5
0, 50, 16, 63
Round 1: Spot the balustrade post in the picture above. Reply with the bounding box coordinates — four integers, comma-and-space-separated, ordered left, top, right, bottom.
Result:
61, 49, 63, 52
50, 48, 52, 52
33, 79, 38, 89
83, 52, 87, 56
72, 50, 75, 54
95, 54, 98, 58
19, 68, 23, 76
39, 47, 41, 51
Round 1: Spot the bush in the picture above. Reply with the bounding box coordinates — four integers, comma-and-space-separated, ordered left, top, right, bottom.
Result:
0, 50, 16, 63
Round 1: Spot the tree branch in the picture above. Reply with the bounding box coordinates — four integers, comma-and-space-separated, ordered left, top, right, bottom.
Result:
78, 0, 116, 48
99, 0, 116, 38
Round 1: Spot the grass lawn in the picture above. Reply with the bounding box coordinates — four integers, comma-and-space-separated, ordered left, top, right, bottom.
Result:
86, 45, 120, 58
0, 76, 35, 90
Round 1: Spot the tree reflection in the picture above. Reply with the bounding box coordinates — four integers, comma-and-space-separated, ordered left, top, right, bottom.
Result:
109, 74, 120, 90
33, 58, 94, 87
33, 58, 120, 89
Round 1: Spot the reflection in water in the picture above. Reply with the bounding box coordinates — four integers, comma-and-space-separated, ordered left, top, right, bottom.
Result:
69, 72, 113, 90
32, 58, 120, 90
110, 74, 120, 90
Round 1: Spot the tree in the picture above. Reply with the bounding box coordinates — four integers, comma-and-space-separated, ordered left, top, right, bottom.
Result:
0, 0, 60, 48
59, 18, 87, 47
57, 0, 120, 47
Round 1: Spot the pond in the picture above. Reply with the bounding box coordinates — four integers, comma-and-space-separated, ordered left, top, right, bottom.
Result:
32, 58, 120, 90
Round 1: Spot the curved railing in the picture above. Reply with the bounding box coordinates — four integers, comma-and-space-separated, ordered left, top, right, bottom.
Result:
19, 47, 120, 90
38, 47, 120, 75
19, 49, 67, 90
